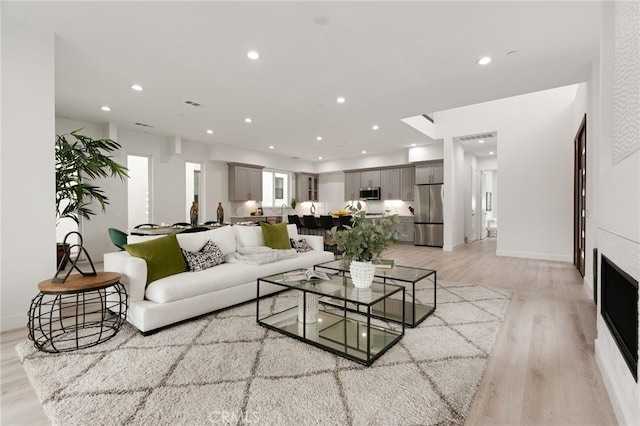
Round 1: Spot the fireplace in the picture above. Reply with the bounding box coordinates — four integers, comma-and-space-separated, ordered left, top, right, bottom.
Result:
601, 255, 639, 382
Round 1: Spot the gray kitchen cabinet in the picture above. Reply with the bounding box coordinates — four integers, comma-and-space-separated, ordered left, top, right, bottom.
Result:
381, 168, 401, 200
344, 172, 360, 201
228, 163, 263, 201
415, 161, 444, 184
296, 173, 319, 201
400, 166, 415, 201
360, 170, 381, 188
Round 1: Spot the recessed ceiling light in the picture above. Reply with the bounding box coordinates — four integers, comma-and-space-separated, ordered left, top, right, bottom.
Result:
372, 125, 379, 130
489, 151, 495, 155
361, 150, 367, 154
477, 56, 492, 65
478, 139, 485, 144
131, 84, 143, 91
336, 96, 346, 104
206, 129, 213, 134
316, 136, 322, 141
244, 117, 252, 123
247, 51, 260, 60
269, 145, 274, 150
318, 156, 323, 160
411, 143, 416, 147
100, 106, 111, 111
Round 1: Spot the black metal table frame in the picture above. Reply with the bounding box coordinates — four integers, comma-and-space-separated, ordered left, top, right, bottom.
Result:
314, 262, 437, 327
256, 275, 405, 366
28, 282, 128, 353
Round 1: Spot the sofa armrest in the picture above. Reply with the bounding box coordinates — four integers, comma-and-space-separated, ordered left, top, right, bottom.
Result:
303, 235, 325, 252
104, 251, 147, 301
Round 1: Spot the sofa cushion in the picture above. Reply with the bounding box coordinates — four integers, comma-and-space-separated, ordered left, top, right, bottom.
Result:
124, 233, 187, 284
181, 240, 224, 272
176, 226, 236, 255
145, 247, 335, 304
260, 222, 292, 249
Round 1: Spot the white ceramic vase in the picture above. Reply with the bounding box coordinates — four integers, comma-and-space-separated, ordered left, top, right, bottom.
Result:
350, 260, 376, 288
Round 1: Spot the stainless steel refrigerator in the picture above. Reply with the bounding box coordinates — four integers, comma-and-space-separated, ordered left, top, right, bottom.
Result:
414, 184, 444, 247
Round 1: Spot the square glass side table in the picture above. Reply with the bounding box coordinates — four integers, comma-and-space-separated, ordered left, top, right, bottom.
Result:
315, 259, 436, 327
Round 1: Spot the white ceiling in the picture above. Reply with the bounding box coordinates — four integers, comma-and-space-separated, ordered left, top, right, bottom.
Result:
3, 1, 601, 162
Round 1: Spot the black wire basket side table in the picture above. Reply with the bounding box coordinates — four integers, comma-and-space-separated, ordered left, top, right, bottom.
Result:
27, 272, 128, 353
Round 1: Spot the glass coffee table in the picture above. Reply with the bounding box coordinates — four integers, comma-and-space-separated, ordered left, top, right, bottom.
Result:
257, 271, 405, 366
315, 259, 436, 327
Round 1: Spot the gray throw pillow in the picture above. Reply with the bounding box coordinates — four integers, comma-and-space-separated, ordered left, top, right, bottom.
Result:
290, 238, 313, 253
182, 240, 224, 272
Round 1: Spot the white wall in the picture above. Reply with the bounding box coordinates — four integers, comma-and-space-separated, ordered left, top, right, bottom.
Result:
1, 16, 55, 331
594, 3, 640, 424
435, 84, 579, 261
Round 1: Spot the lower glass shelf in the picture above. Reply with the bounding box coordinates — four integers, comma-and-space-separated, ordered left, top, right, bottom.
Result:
258, 307, 402, 365
320, 296, 434, 327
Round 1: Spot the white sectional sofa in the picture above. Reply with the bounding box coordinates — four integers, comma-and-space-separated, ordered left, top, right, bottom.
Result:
104, 224, 334, 334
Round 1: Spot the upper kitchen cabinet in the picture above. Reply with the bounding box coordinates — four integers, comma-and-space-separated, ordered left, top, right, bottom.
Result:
360, 170, 381, 188
296, 173, 319, 202
415, 161, 444, 184
381, 168, 401, 200
400, 166, 415, 201
228, 163, 264, 201
344, 172, 360, 201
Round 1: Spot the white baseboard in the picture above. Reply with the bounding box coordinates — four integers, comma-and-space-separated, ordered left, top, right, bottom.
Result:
495, 249, 572, 263
1, 313, 27, 332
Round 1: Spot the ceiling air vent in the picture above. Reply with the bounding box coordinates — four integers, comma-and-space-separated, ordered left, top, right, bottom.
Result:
459, 132, 495, 141
184, 100, 204, 108
134, 122, 154, 128
421, 114, 434, 123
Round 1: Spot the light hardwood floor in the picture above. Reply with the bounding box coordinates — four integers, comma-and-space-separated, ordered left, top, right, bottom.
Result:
1, 239, 617, 425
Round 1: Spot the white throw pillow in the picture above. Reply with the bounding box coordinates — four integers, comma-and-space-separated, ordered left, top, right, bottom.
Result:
234, 225, 265, 248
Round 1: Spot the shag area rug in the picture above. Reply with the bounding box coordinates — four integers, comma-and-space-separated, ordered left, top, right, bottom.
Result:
17, 281, 511, 426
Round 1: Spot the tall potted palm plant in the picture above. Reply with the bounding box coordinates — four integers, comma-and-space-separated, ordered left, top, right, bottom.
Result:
56, 129, 128, 265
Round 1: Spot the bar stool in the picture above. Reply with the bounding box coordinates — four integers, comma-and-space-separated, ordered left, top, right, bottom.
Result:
287, 215, 305, 234
302, 215, 321, 236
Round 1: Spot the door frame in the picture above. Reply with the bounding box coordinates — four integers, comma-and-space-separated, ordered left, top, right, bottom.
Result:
573, 114, 587, 277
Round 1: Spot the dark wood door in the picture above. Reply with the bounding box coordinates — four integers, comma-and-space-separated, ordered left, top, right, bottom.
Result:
574, 114, 587, 277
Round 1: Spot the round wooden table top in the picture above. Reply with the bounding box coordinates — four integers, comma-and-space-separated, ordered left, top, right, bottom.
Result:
38, 271, 121, 294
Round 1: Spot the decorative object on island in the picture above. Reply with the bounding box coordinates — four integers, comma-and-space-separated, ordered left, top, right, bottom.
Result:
190, 201, 198, 226
217, 202, 224, 224
55, 129, 128, 266
329, 201, 399, 288
310, 202, 316, 215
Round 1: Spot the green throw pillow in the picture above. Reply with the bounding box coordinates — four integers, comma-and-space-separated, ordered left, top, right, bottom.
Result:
260, 222, 292, 250
124, 233, 187, 284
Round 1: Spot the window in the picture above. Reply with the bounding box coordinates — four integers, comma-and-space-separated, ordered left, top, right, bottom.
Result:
262, 170, 291, 207
185, 162, 202, 222
128, 155, 150, 230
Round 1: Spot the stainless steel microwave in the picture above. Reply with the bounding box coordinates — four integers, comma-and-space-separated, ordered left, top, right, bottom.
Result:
359, 187, 380, 200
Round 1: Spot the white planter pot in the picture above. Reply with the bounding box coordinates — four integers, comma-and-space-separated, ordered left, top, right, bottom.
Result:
350, 260, 376, 288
